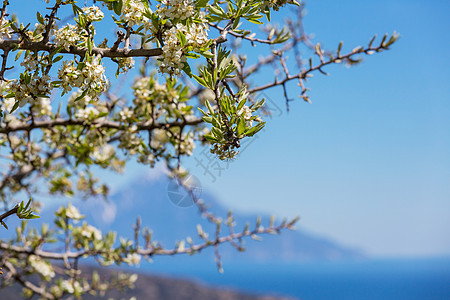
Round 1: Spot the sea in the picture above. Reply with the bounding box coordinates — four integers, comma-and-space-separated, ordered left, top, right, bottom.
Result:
143, 257, 450, 300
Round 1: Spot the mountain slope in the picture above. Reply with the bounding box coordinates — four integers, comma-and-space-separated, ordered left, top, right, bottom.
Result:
75, 174, 363, 263
0, 265, 296, 300
2, 173, 363, 263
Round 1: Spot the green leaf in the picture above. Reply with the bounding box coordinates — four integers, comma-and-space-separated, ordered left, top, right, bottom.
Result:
251, 99, 265, 111
113, 0, 123, 15
211, 127, 223, 138
245, 122, 266, 137
87, 37, 93, 54
200, 50, 214, 59
247, 18, 263, 25
193, 74, 207, 87
15, 50, 23, 61
198, 107, 208, 116
74, 89, 88, 102
237, 117, 246, 136
10, 101, 19, 113
205, 100, 214, 115
204, 134, 219, 143
36, 12, 45, 24
177, 31, 187, 47
98, 112, 109, 118
183, 62, 192, 78
237, 98, 246, 111
197, 0, 209, 8
208, 5, 226, 17
52, 55, 63, 63
185, 52, 200, 59
202, 116, 213, 123
23, 199, 31, 211
233, 17, 241, 30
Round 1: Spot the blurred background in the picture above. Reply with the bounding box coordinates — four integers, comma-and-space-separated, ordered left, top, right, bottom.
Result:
6, 0, 450, 299
91, 1, 450, 298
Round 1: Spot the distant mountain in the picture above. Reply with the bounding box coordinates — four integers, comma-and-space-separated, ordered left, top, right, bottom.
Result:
1, 265, 296, 300
2, 173, 363, 264
0, 174, 362, 299
70, 174, 364, 264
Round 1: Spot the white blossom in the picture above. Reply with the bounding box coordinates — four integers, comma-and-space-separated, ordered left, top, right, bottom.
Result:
61, 280, 82, 294
124, 253, 141, 266
32, 97, 52, 116
237, 105, 252, 119
75, 106, 100, 121
0, 18, 12, 41
237, 105, 253, 126
159, 23, 208, 76
156, 0, 195, 20
151, 129, 169, 148
29, 255, 55, 278
2, 97, 15, 113
119, 107, 133, 121
115, 57, 135, 74
57, 203, 84, 220
82, 6, 104, 22
178, 132, 195, 156
92, 144, 115, 162
9, 74, 52, 107
121, 0, 149, 27
54, 24, 87, 52
80, 223, 102, 240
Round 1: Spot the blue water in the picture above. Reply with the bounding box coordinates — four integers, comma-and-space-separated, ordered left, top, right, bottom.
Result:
142, 257, 450, 300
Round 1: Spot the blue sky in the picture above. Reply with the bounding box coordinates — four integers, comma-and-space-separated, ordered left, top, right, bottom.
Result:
179, 0, 450, 257
9, 1, 449, 257
103, 0, 450, 257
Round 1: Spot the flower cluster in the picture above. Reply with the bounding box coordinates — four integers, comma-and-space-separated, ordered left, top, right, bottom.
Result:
156, 0, 195, 20
237, 105, 254, 126
0, 17, 12, 41
61, 280, 83, 295
160, 26, 186, 76
54, 24, 88, 51
0, 81, 14, 112
56, 203, 84, 221
92, 144, 116, 163
123, 253, 142, 266
1, 97, 15, 114
118, 125, 142, 154
20, 53, 42, 72
29, 255, 55, 279
82, 5, 104, 22
76, 222, 102, 240
75, 105, 106, 122
119, 107, 133, 122
160, 23, 209, 76
31, 97, 53, 116
115, 57, 136, 74
151, 128, 169, 149
58, 57, 108, 98
132, 76, 167, 106
261, 0, 299, 12
178, 131, 195, 156
210, 143, 239, 161
121, 0, 149, 26
9, 74, 52, 107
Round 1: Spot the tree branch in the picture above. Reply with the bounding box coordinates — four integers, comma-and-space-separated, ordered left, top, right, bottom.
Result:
0, 117, 202, 134
0, 40, 162, 58
0, 204, 17, 224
